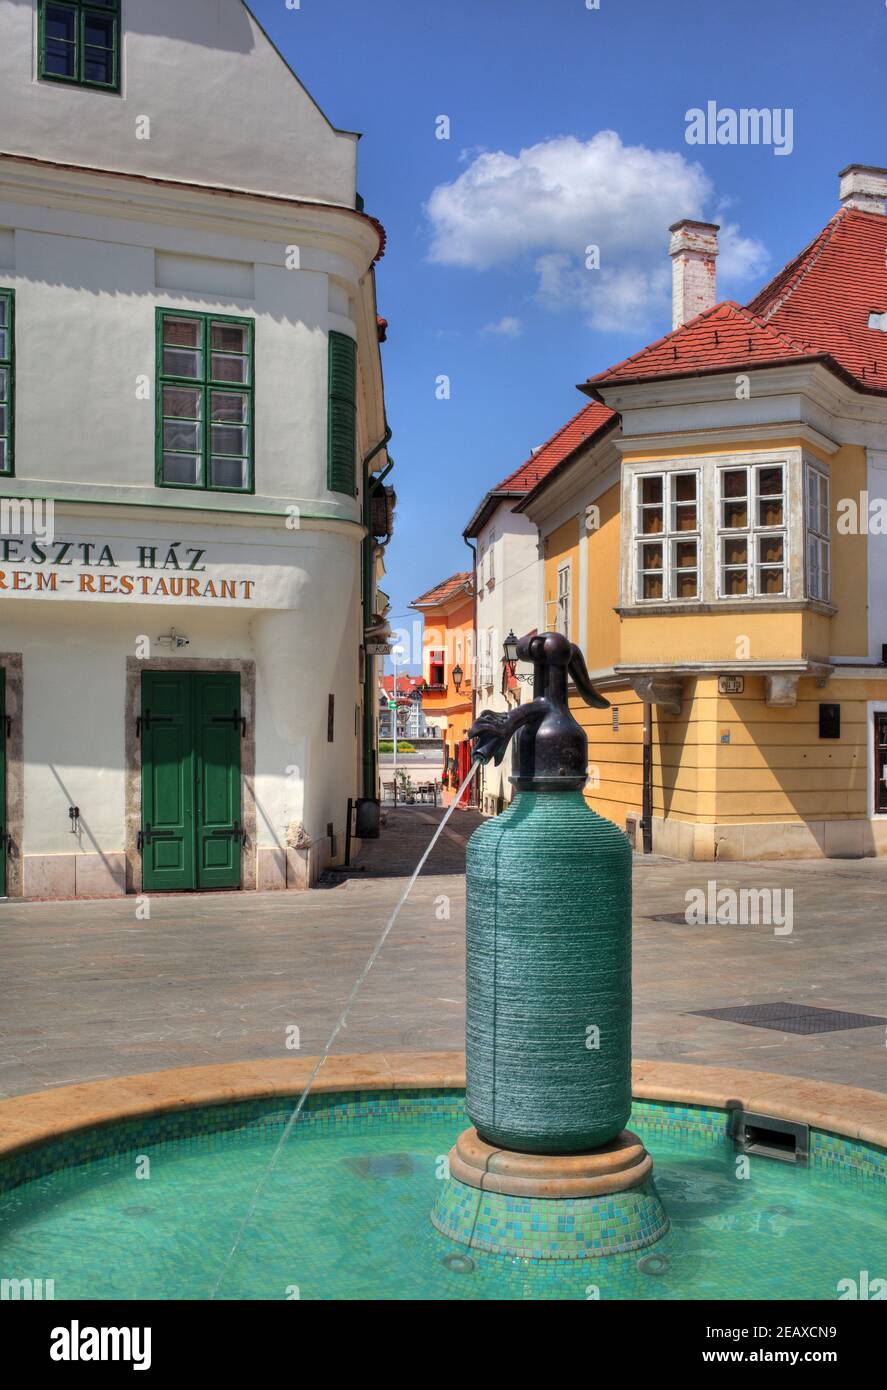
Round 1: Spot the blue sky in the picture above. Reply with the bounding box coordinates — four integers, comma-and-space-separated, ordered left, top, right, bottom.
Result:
251, 0, 887, 669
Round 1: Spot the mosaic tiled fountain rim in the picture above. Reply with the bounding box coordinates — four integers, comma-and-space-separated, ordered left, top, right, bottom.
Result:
1, 1086, 884, 1198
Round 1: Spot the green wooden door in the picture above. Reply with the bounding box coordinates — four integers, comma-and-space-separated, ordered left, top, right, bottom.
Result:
141, 671, 196, 892
0, 669, 6, 898
194, 674, 242, 890
141, 672, 241, 892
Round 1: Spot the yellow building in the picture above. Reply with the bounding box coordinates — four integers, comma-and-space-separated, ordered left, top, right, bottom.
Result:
518, 164, 887, 860
410, 572, 476, 805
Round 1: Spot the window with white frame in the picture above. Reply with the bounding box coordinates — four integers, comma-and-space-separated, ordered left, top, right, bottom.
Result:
717, 463, 786, 597
486, 528, 495, 584
556, 562, 572, 637
477, 628, 494, 687
635, 471, 700, 601
806, 465, 830, 601
428, 649, 445, 687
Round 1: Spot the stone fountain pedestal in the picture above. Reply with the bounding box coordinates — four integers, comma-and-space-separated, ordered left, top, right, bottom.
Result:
432, 1126, 668, 1260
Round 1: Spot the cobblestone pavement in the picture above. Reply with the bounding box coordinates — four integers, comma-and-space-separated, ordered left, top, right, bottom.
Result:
1, 805, 885, 1097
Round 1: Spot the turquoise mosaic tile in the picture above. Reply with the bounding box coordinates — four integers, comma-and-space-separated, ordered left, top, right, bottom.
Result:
431, 1175, 670, 1259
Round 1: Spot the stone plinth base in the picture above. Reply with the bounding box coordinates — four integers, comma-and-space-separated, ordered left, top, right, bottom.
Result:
431, 1127, 669, 1260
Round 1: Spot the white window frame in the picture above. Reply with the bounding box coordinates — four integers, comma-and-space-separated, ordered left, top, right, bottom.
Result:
556, 561, 572, 637
805, 464, 831, 602
716, 462, 787, 599
486, 528, 496, 585
478, 627, 495, 688
633, 470, 701, 603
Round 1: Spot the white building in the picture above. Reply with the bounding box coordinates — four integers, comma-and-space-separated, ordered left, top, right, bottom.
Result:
465, 409, 617, 814
0, 0, 393, 898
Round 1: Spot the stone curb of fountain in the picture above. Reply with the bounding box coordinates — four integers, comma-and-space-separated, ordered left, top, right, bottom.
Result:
0, 1055, 885, 1164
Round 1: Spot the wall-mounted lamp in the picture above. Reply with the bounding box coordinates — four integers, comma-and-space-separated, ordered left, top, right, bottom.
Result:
158, 629, 190, 650
503, 628, 533, 683
452, 664, 464, 692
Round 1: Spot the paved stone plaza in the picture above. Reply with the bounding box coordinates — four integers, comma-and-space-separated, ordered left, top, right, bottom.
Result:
1, 807, 885, 1098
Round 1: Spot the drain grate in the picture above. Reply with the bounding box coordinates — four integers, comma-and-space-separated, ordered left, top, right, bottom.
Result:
689, 1001, 887, 1035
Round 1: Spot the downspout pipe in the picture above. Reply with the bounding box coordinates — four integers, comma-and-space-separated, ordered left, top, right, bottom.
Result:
362, 424, 393, 800
642, 701, 653, 854
463, 533, 478, 808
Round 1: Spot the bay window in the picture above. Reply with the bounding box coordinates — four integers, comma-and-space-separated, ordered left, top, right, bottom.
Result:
635, 471, 699, 601
717, 464, 785, 597
806, 465, 831, 602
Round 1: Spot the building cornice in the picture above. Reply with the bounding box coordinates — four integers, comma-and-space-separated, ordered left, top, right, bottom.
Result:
594, 361, 887, 447
0, 152, 384, 272
616, 421, 840, 458
614, 659, 833, 678
616, 598, 837, 619
0, 491, 366, 536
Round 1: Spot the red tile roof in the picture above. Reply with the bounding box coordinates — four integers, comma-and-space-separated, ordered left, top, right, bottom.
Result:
464, 401, 616, 535
410, 571, 473, 609
498, 401, 617, 492
380, 674, 423, 698
586, 207, 887, 395
585, 300, 818, 387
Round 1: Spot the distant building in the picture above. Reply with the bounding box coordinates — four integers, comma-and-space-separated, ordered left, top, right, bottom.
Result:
463, 410, 613, 815
379, 674, 431, 741
410, 572, 475, 803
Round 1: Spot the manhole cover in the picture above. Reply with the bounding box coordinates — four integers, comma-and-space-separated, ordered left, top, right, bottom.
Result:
689, 1002, 887, 1035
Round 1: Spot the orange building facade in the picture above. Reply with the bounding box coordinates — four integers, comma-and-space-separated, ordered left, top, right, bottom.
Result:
410, 572, 476, 804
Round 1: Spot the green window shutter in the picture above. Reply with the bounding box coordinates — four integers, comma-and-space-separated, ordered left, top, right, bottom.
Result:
0, 290, 13, 478
328, 331, 357, 496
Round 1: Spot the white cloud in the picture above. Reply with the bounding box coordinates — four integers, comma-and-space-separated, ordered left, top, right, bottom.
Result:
427, 130, 769, 333
482, 315, 523, 338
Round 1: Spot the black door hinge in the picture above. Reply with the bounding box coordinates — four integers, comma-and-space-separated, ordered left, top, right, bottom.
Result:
210, 819, 247, 845
137, 711, 173, 739
137, 823, 175, 851
212, 709, 246, 738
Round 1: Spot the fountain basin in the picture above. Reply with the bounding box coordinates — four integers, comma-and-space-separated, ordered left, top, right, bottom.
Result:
0, 1055, 885, 1300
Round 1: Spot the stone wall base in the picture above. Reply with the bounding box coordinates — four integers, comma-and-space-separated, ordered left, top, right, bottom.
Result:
647, 815, 887, 862
19, 838, 349, 900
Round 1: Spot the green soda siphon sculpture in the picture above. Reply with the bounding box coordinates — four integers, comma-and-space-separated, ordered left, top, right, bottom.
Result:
432, 632, 669, 1260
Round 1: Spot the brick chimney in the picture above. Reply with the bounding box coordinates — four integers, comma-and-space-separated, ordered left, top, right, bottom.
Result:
838, 164, 887, 215
668, 220, 719, 330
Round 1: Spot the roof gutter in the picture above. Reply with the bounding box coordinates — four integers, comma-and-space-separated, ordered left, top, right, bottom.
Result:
580, 351, 887, 401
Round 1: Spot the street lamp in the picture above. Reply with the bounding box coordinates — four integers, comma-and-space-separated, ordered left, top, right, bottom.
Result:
503, 629, 519, 679
391, 645, 405, 804
452, 664, 463, 692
